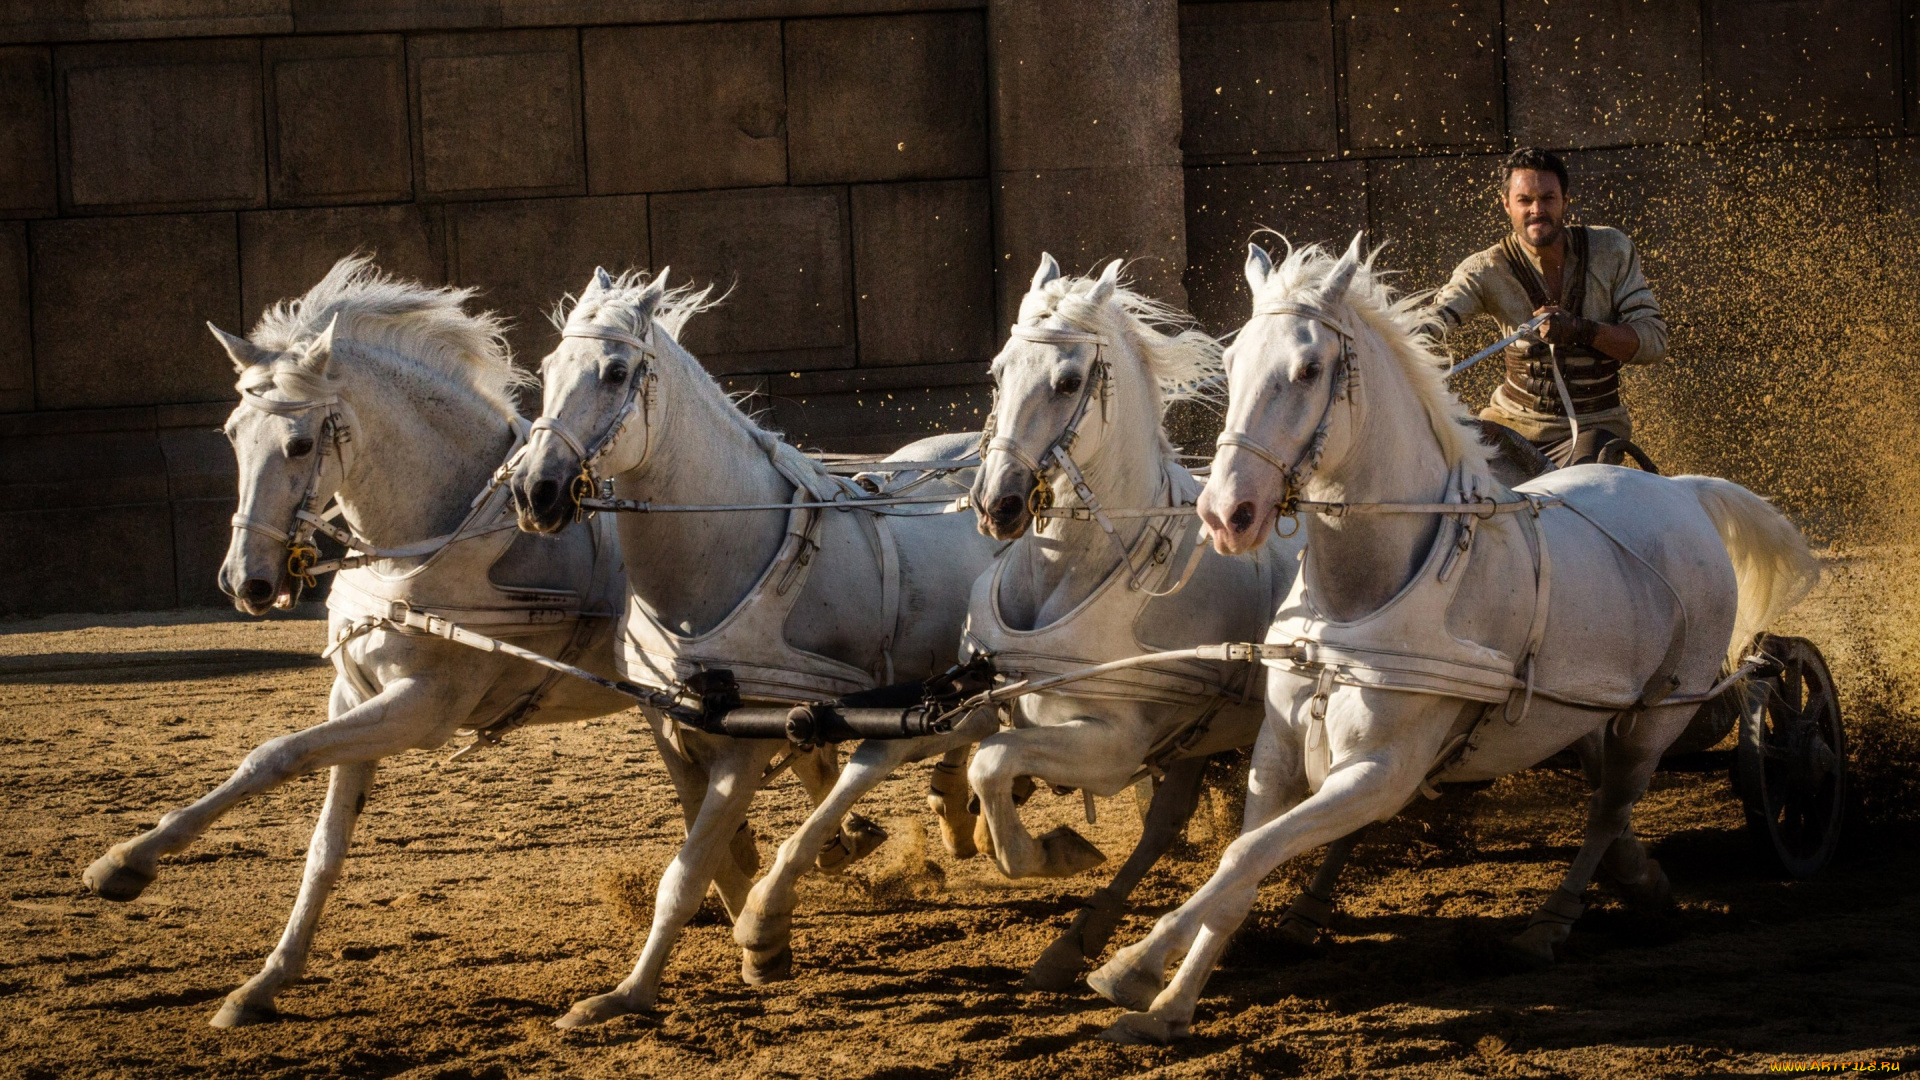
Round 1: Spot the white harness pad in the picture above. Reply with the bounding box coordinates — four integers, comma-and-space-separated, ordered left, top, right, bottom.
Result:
965, 467, 1264, 708
618, 435, 903, 704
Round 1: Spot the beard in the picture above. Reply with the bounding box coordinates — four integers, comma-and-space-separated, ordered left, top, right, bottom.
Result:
1522, 215, 1563, 247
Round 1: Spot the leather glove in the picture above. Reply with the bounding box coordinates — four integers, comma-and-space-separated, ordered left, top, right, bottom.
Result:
1538, 308, 1599, 348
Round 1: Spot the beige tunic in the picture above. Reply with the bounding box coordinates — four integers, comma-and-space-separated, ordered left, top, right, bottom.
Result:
1432, 225, 1666, 442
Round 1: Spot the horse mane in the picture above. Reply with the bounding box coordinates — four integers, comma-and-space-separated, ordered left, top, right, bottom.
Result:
1018, 266, 1223, 413
241, 254, 524, 416
1251, 236, 1495, 471
553, 270, 780, 447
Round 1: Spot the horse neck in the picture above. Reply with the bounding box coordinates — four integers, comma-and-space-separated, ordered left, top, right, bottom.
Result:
1300, 334, 1456, 620
1018, 340, 1170, 624
612, 340, 796, 634
331, 344, 516, 549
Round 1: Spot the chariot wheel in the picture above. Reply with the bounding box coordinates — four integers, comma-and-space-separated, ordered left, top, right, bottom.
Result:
1733, 635, 1846, 877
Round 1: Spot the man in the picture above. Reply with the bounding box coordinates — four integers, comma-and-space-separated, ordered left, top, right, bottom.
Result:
1431, 148, 1667, 467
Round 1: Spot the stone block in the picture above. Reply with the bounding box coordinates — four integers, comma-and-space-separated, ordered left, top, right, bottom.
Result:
0, 426, 168, 511
1561, 145, 1714, 277
173, 496, 238, 608
1706, 0, 1901, 137
1337, 0, 1504, 152
0, 1, 290, 43
1364, 153, 1506, 293
992, 165, 1188, 324
582, 21, 786, 194
240, 203, 446, 330
447, 195, 648, 367
1507, 0, 1702, 148
0, 504, 176, 615
29, 213, 241, 410
55, 39, 266, 213
0, 222, 28, 413
263, 35, 411, 206
850, 180, 994, 368
786, 12, 987, 184
1184, 161, 1368, 333
650, 186, 855, 374
990, 0, 1182, 171
722, 361, 989, 453
409, 30, 583, 200
1180, 2, 1338, 159
0, 47, 55, 215
161, 419, 238, 502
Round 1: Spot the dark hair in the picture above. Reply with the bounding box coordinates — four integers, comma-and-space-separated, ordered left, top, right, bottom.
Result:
1503, 147, 1569, 196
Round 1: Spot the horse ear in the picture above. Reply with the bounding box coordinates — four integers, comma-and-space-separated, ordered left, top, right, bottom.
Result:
593, 266, 614, 292
636, 267, 670, 314
208, 322, 268, 372
1085, 259, 1122, 306
1245, 243, 1274, 293
1030, 252, 1061, 292
301, 313, 339, 376
1321, 231, 1365, 304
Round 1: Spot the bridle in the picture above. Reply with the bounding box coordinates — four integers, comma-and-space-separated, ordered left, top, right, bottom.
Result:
1213, 299, 1360, 537
980, 320, 1198, 595
528, 321, 659, 520
229, 387, 358, 604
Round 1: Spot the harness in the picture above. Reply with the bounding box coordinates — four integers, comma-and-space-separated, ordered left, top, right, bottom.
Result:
981, 320, 1205, 596
543, 315, 905, 707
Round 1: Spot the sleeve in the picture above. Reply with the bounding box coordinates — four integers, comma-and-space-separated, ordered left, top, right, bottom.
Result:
1428, 257, 1485, 332
1612, 244, 1667, 365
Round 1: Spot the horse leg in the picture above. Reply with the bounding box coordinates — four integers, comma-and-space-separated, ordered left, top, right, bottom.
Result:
969, 716, 1149, 879
1511, 705, 1690, 963
555, 737, 781, 1028
736, 712, 995, 983
1272, 825, 1370, 950
84, 675, 458, 902
1087, 705, 1309, 1013
210, 761, 374, 1027
1023, 754, 1208, 991
926, 744, 978, 859
645, 715, 756, 922
790, 745, 887, 876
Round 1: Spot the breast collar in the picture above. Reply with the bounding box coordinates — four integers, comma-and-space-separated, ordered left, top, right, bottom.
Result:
1213, 299, 1363, 532
528, 320, 660, 515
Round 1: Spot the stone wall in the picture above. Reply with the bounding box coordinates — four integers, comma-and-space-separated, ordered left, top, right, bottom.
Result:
0, 0, 1188, 614
6, 0, 1910, 614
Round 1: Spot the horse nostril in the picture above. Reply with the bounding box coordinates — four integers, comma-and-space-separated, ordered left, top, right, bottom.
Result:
989, 494, 1024, 523
240, 578, 274, 603
530, 478, 559, 511
1228, 502, 1256, 533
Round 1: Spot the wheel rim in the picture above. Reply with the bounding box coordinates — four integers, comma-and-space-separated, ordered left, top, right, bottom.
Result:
1743, 636, 1846, 876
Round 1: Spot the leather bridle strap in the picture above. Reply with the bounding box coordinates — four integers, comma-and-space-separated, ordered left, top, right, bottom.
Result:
1214, 299, 1357, 506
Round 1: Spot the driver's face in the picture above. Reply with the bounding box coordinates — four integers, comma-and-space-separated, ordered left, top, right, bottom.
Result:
1502, 169, 1566, 249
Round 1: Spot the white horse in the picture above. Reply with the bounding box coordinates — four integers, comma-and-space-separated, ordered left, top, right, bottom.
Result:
961, 255, 1304, 988
509, 269, 1004, 1027
1086, 236, 1820, 1042
78, 258, 838, 1027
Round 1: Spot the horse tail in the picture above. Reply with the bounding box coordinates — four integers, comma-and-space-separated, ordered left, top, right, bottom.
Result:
1672, 475, 1821, 667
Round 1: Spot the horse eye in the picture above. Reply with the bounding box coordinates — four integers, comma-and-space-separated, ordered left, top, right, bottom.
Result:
602, 364, 629, 384
1056, 374, 1083, 396
1295, 361, 1322, 383
286, 437, 315, 458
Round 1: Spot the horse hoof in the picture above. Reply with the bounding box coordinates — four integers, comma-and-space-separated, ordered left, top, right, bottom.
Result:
741, 943, 793, 986
816, 814, 888, 874
1086, 959, 1162, 1011
209, 996, 278, 1029
732, 909, 790, 955
1099, 1011, 1185, 1045
972, 814, 995, 861
927, 794, 978, 860
1503, 925, 1563, 969
83, 853, 155, 903
554, 991, 637, 1030
1037, 827, 1106, 878
1615, 858, 1672, 911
